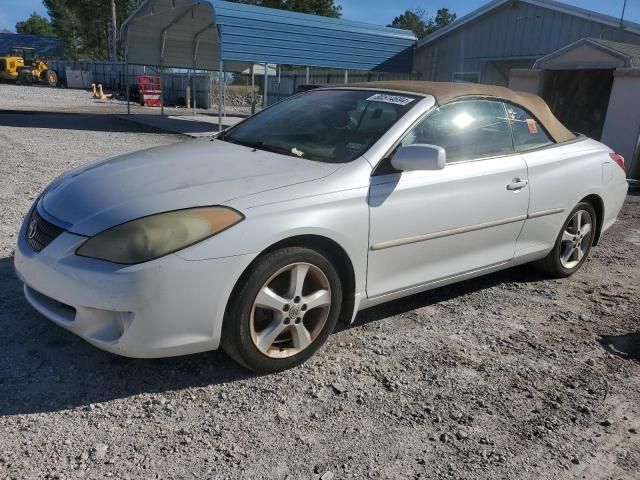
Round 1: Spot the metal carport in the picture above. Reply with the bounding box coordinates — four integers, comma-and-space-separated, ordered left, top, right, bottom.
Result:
121, 0, 416, 126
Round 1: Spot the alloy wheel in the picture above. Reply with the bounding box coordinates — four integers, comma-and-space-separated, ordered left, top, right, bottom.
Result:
559, 209, 593, 269
249, 262, 331, 359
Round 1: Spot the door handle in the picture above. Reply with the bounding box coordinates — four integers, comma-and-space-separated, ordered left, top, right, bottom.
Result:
507, 179, 528, 191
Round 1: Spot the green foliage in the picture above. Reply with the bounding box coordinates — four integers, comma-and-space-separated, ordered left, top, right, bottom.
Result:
229, 0, 342, 18
434, 8, 457, 29
388, 8, 430, 39
42, 0, 138, 59
15, 12, 56, 36
388, 7, 456, 39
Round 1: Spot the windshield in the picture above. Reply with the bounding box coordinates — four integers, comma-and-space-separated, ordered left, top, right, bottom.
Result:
223, 89, 420, 163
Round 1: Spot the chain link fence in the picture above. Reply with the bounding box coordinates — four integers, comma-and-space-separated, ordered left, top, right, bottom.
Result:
44, 60, 418, 116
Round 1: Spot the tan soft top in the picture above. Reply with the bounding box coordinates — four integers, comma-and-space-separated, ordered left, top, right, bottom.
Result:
344, 80, 575, 143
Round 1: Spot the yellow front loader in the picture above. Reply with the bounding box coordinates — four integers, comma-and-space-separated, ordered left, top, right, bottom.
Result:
0, 47, 58, 86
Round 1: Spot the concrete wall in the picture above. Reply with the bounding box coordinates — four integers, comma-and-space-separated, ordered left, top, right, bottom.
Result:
508, 69, 541, 94
601, 69, 640, 177
414, 1, 640, 86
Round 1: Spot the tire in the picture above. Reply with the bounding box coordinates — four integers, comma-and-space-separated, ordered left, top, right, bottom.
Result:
44, 69, 58, 86
18, 69, 34, 85
221, 247, 343, 373
534, 202, 597, 278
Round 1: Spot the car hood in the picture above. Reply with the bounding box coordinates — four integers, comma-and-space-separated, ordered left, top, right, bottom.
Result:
41, 139, 340, 236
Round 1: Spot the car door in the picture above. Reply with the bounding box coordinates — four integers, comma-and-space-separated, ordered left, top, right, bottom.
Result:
367, 99, 530, 298
503, 102, 581, 256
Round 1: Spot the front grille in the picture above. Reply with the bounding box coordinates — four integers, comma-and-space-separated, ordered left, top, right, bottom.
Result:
25, 207, 65, 252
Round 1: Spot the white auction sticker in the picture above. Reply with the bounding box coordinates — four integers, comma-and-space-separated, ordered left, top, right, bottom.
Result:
366, 93, 415, 106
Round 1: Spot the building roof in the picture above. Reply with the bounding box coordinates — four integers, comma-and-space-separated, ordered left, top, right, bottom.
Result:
0, 32, 64, 57
533, 37, 640, 68
343, 80, 576, 143
418, 0, 640, 48
122, 0, 416, 72
591, 38, 640, 67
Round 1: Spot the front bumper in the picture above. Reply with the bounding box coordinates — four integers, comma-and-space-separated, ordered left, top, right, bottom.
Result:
14, 221, 255, 358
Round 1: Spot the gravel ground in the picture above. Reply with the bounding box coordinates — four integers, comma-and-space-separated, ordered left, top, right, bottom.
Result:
0, 83, 129, 111
0, 97, 639, 479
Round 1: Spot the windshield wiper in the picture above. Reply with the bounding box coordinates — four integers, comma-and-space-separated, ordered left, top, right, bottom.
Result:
225, 138, 302, 158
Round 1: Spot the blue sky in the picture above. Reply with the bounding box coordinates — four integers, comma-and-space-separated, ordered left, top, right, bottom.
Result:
0, 0, 638, 31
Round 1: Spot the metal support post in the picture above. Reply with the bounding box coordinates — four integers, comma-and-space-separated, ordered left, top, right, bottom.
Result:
277, 64, 281, 104
263, 63, 268, 108
251, 64, 255, 115
125, 61, 130, 114
218, 61, 224, 131
192, 70, 197, 116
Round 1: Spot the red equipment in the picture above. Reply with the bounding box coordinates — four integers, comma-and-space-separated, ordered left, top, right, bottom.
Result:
136, 75, 162, 107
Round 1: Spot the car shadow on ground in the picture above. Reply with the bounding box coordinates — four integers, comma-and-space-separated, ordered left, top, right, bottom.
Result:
0, 255, 255, 416
599, 333, 640, 361
0, 255, 546, 416
345, 265, 546, 328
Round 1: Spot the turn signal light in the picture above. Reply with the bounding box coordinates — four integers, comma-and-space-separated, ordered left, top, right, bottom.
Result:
609, 153, 625, 171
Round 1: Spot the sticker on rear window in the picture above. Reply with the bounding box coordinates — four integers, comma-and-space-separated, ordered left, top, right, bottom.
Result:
346, 142, 363, 150
526, 118, 538, 134
366, 94, 415, 106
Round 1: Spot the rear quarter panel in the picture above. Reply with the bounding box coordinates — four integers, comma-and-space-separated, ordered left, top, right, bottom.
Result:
516, 137, 627, 258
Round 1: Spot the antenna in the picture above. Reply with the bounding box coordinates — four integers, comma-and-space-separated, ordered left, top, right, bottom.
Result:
620, 0, 627, 29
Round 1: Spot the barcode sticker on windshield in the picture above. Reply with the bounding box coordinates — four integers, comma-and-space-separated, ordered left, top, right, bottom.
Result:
366, 94, 415, 106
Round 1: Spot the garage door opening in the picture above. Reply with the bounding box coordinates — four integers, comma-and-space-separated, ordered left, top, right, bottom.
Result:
541, 69, 614, 141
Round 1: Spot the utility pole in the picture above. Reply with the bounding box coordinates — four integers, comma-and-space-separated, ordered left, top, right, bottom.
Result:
111, 0, 118, 62
111, 0, 118, 91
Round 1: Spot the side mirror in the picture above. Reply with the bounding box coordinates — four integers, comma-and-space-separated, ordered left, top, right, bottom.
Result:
391, 144, 446, 172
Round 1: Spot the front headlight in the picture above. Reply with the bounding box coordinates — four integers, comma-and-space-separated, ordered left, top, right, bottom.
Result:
77, 206, 244, 264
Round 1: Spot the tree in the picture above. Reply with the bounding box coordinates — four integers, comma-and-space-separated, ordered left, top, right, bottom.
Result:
388, 7, 456, 39
15, 12, 56, 36
42, 0, 138, 59
434, 8, 456, 29
229, 0, 341, 17
388, 8, 430, 39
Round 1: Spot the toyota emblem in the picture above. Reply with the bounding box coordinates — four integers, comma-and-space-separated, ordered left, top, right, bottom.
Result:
28, 218, 38, 240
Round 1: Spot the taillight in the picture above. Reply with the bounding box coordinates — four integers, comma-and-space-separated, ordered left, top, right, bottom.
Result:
609, 153, 625, 171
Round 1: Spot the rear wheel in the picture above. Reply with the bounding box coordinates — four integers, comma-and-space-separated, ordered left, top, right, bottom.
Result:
43, 69, 57, 86
535, 202, 596, 278
221, 247, 342, 373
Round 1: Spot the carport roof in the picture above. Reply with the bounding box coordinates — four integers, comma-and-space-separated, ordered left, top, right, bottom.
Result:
121, 0, 416, 73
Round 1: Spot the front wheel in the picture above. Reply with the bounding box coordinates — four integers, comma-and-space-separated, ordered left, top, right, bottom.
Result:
18, 69, 34, 85
221, 247, 343, 373
44, 69, 58, 86
535, 202, 596, 278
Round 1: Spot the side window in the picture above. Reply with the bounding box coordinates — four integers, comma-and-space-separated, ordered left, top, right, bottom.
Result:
505, 103, 554, 151
401, 99, 514, 162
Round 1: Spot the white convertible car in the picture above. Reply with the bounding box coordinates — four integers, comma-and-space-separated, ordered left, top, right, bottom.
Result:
15, 81, 628, 372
